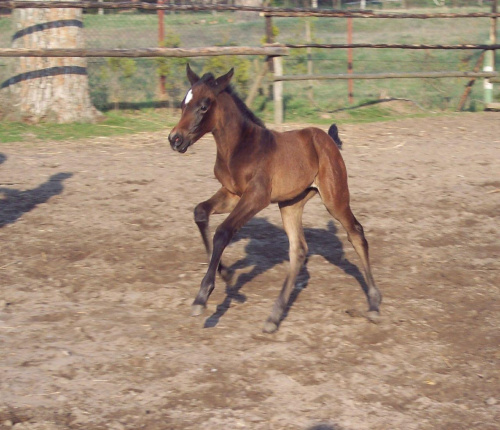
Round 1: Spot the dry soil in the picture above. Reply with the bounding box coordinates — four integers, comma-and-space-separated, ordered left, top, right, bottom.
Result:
0, 112, 499, 430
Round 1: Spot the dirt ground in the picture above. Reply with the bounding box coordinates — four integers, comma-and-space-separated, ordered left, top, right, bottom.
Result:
0, 112, 499, 430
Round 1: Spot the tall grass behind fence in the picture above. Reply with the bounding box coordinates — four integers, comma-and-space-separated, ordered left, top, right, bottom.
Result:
0, 2, 497, 120
79, 10, 267, 110
278, 12, 495, 117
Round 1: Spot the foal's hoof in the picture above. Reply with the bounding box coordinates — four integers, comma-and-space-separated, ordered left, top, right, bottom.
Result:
366, 310, 381, 324
262, 321, 279, 334
191, 304, 206, 317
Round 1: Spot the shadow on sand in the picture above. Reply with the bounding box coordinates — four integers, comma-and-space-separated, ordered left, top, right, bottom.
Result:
204, 217, 368, 328
0, 159, 73, 227
307, 424, 345, 430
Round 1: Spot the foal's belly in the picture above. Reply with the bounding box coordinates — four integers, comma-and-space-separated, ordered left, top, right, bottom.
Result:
270, 177, 317, 203
269, 140, 318, 202
270, 163, 317, 202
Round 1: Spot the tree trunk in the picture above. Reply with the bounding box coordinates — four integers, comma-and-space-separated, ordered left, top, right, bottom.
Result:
0, 0, 101, 123
234, 0, 262, 20
235, 0, 263, 5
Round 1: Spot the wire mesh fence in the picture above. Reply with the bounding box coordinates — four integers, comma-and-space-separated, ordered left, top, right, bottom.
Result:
0, 1, 497, 119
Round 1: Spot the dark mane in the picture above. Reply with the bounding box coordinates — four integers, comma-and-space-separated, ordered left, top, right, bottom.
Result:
200, 73, 265, 129
224, 85, 267, 129
225, 85, 266, 128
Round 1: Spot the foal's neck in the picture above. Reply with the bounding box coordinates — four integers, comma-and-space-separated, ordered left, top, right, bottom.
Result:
212, 93, 262, 158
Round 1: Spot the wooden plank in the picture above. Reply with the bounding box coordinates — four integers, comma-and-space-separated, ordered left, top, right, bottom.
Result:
3, 2, 500, 19
285, 43, 500, 50
0, 46, 290, 58
274, 71, 500, 81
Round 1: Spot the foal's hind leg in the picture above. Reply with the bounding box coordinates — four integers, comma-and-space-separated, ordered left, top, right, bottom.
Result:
317, 179, 382, 318
324, 200, 382, 318
194, 187, 240, 282
263, 189, 317, 333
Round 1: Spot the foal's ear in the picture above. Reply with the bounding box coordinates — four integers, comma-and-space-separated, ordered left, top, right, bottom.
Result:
213, 68, 234, 95
186, 63, 200, 85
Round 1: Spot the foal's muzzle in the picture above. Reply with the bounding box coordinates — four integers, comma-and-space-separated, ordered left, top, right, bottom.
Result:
168, 132, 191, 153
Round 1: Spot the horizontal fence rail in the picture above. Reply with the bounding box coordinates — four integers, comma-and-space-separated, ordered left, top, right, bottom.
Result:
1, 45, 496, 57
285, 43, 500, 50
0, 46, 290, 58
2, 2, 500, 19
262, 10, 500, 18
274, 71, 500, 81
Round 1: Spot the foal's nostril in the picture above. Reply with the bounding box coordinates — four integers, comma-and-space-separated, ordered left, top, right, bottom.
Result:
169, 133, 183, 149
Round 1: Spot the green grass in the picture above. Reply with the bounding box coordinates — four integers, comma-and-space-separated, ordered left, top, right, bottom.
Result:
0, 101, 448, 144
81, 8, 497, 115
0, 110, 176, 143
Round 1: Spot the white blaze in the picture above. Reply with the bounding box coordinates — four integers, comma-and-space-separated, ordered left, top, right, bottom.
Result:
184, 89, 193, 105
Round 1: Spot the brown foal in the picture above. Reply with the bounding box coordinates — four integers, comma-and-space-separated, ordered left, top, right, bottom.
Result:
168, 64, 381, 333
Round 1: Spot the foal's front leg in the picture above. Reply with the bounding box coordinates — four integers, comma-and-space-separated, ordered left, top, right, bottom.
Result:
192, 181, 271, 316
194, 187, 240, 282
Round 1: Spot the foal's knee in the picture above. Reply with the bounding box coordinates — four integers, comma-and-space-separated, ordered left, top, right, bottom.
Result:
299, 241, 308, 262
348, 219, 368, 246
194, 202, 209, 225
291, 240, 308, 264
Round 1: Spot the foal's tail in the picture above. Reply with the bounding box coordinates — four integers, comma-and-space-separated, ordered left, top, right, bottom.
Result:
328, 124, 343, 150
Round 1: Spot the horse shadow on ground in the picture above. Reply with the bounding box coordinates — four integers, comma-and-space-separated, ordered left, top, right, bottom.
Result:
307, 424, 344, 430
204, 216, 369, 328
0, 165, 73, 227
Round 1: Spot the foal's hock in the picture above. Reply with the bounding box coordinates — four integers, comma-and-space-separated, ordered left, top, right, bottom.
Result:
168, 64, 382, 333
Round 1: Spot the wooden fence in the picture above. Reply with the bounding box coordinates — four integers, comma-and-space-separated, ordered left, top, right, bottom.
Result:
2, 2, 499, 18
1, 1, 499, 123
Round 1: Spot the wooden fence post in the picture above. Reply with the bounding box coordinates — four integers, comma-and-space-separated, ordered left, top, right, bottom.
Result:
457, 51, 485, 111
491, 0, 498, 67
491, 0, 498, 90
273, 56, 283, 126
158, 0, 166, 99
347, 17, 354, 104
484, 0, 497, 104
305, 19, 314, 102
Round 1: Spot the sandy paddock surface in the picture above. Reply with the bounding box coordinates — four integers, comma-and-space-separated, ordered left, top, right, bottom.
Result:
0, 112, 499, 430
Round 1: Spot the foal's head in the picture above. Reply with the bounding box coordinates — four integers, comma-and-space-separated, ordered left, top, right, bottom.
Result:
168, 64, 234, 153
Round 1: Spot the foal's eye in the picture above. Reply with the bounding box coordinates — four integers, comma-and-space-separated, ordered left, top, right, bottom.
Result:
199, 98, 210, 113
